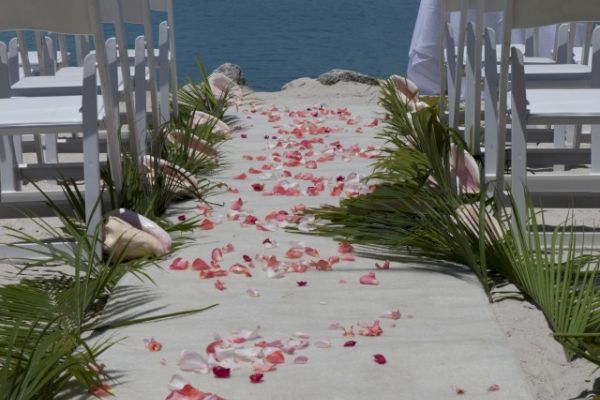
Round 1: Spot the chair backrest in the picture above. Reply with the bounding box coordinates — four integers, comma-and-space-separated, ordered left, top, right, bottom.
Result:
0, 0, 123, 189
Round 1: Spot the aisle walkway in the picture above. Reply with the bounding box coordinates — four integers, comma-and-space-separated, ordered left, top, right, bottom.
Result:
97, 81, 533, 399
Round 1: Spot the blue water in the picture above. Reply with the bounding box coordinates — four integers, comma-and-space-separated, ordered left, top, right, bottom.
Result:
174, 0, 420, 91
0, 1, 420, 92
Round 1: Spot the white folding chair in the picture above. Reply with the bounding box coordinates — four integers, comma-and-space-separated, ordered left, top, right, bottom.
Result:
493, 0, 600, 231
0, 0, 124, 257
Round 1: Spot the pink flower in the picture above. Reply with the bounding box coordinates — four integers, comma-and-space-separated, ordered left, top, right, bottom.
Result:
214, 280, 226, 291
170, 257, 189, 270
359, 272, 379, 285
373, 354, 387, 364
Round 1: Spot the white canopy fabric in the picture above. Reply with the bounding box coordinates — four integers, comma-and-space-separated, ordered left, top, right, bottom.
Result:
406, 0, 585, 95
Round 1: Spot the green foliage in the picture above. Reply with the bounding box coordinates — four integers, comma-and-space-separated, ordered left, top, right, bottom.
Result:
177, 57, 235, 121
304, 77, 600, 365
0, 192, 217, 399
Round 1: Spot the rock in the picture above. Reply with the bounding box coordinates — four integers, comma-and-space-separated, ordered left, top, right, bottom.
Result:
281, 77, 310, 90
316, 69, 380, 86
212, 63, 246, 86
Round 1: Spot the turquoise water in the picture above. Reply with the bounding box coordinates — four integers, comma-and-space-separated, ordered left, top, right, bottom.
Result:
0, 1, 420, 92
173, 0, 420, 90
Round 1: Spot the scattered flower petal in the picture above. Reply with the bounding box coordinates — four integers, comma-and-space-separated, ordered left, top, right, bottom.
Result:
360, 271, 379, 285
144, 338, 162, 352
373, 354, 387, 364
250, 373, 264, 384
170, 257, 189, 270
212, 366, 231, 378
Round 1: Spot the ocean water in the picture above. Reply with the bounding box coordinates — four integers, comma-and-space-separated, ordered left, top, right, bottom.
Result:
0, 1, 420, 92
174, 0, 420, 91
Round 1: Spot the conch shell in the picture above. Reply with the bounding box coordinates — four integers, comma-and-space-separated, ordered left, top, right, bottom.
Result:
103, 208, 172, 260
191, 111, 231, 136
208, 72, 243, 107
142, 155, 201, 198
167, 129, 218, 160
390, 74, 428, 112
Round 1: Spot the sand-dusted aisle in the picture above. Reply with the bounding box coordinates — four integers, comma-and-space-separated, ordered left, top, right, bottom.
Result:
96, 80, 533, 400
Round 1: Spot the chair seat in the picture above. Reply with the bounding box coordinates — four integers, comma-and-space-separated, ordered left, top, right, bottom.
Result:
524, 89, 600, 123
12, 65, 143, 96
523, 63, 591, 80
0, 96, 105, 132
19, 51, 65, 67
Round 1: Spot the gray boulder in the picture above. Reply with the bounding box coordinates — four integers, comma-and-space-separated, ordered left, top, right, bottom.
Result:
317, 69, 379, 86
212, 63, 246, 86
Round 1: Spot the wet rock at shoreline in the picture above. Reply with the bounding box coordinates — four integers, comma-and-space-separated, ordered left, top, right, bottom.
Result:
212, 63, 246, 86
317, 69, 379, 86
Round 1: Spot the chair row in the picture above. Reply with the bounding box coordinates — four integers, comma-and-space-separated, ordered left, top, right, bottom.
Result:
0, 0, 180, 258
441, 0, 600, 234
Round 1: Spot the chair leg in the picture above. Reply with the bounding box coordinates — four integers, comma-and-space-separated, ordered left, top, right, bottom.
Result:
12, 136, 22, 164
592, 125, 600, 174
511, 117, 528, 235
553, 125, 566, 171
0, 135, 20, 191
34, 134, 45, 163
45, 134, 58, 163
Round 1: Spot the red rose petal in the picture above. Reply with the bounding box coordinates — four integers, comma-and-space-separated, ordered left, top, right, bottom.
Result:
373, 354, 387, 364
343, 340, 357, 347
249, 373, 264, 384
212, 366, 231, 378
296, 281, 307, 287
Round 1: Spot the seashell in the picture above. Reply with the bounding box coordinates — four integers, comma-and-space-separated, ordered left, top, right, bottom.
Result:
208, 72, 243, 107
103, 208, 172, 260
167, 129, 218, 160
191, 111, 231, 136
141, 155, 200, 198
449, 144, 480, 195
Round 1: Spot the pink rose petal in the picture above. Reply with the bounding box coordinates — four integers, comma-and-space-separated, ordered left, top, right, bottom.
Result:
360, 271, 378, 285
293, 355, 309, 364
169, 257, 189, 270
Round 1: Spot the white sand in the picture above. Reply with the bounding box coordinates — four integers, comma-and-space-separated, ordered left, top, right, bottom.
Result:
1, 79, 597, 399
